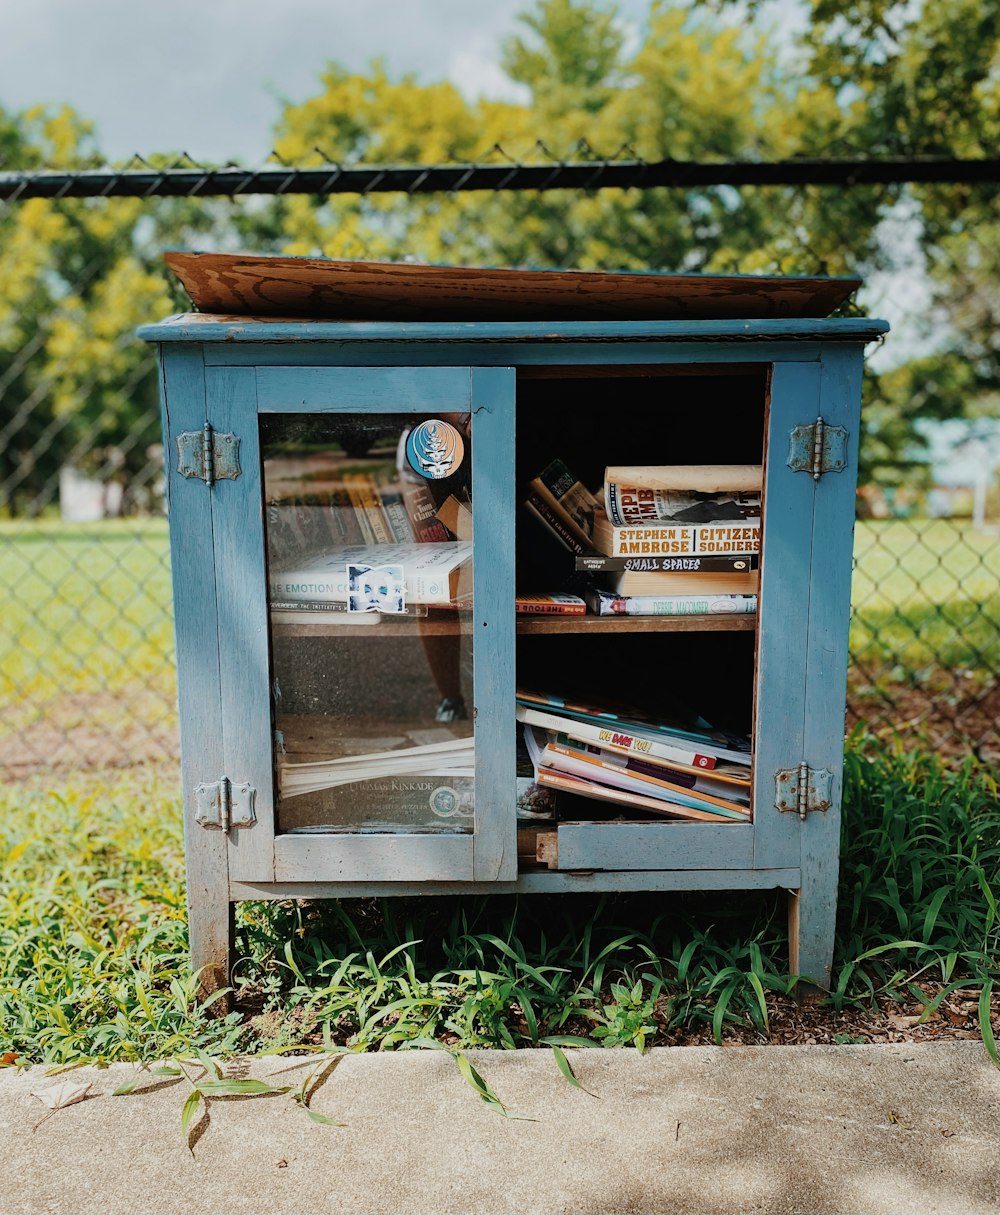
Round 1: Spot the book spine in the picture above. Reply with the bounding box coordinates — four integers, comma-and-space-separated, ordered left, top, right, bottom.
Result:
585, 589, 757, 616
524, 491, 590, 555
270, 599, 351, 612
604, 464, 764, 493
536, 767, 730, 822
576, 554, 758, 573
544, 745, 747, 817
380, 490, 415, 543
345, 477, 393, 544
515, 596, 587, 615
531, 460, 599, 549
594, 519, 760, 557
516, 704, 717, 770
326, 489, 365, 545
402, 482, 451, 543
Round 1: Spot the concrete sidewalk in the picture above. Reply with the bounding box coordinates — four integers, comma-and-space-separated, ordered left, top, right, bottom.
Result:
2, 1043, 998, 1215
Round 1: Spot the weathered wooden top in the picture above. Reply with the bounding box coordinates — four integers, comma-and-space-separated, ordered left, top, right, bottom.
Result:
163, 251, 862, 322
138, 313, 889, 344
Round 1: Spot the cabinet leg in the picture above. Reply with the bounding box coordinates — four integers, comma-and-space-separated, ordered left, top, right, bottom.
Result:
787, 884, 836, 991
188, 890, 235, 1010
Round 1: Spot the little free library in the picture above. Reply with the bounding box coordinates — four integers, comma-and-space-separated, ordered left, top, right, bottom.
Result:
139, 253, 888, 993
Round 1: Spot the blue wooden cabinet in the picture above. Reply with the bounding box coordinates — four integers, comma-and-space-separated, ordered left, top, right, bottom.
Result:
140, 306, 887, 996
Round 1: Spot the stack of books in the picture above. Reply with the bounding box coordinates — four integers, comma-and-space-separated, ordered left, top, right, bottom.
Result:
581, 465, 761, 616
516, 690, 751, 822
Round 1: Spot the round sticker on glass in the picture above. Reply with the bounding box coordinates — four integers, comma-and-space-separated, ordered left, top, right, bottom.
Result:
405, 419, 465, 480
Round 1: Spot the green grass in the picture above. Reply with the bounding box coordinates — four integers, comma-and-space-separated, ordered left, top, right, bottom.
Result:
849, 518, 1000, 688
2, 739, 997, 1066
0, 519, 173, 696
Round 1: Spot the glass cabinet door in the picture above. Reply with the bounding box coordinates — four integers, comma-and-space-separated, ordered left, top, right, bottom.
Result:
264, 410, 476, 836
209, 365, 515, 885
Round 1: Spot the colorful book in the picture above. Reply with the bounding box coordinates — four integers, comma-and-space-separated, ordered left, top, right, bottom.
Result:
592, 512, 760, 558
515, 702, 742, 772
552, 732, 751, 793
576, 554, 758, 574
344, 474, 393, 544
535, 768, 742, 823
538, 739, 749, 818
515, 594, 587, 615
517, 690, 751, 759
586, 588, 757, 616
530, 459, 601, 552
606, 486, 761, 529
402, 481, 451, 543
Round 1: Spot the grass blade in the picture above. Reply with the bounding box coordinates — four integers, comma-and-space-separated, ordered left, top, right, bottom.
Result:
549, 1045, 597, 1097
979, 981, 997, 1066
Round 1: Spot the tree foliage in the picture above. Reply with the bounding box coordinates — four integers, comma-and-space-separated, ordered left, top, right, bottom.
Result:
2, 0, 998, 509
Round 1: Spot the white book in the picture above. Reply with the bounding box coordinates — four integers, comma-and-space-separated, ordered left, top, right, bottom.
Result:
271, 542, 472, 607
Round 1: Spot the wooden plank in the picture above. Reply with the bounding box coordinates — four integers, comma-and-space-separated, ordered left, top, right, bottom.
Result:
550, 822, 753, 871
271, 614, 473, 639
752, 362, 821, 872
164, 252, 861, 321
231, 866, 799, 900
470, 367, 518, 881
140, 316, 889, 347
203, 340, 830, 370
515, 614, 756, 634
255, 365, 471, 414
205, 366, 276, 885
790, 346, 866, 987
157, 345, 230, 996
273, 834, 474, 883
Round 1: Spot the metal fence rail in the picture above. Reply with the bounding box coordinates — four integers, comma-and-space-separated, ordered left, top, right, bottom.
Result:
1, 155, 997, 781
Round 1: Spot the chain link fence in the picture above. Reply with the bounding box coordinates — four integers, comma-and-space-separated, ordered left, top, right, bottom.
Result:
1, 155, 997, 782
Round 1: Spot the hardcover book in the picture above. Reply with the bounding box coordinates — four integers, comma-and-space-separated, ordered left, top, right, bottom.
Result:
592, 512, 760, 558
585, 588, 758, 616
606, 570, 758, 597
271, 542, 472, 607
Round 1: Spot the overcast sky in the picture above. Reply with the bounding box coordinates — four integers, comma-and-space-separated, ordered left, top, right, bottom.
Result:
0, 0, 656, 163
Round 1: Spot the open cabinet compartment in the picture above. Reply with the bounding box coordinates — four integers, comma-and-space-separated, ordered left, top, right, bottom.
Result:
514, 364, 766, 872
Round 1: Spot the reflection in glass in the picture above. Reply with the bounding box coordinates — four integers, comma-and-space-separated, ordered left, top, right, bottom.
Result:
262, 412, 474, 834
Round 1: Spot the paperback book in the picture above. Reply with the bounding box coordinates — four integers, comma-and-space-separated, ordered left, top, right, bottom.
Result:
515, 594, 587, 615
524, 727, 748, 820
576, 554, 758, 574
585, 588, 758, 616
530, 458, 602, 550
515, 700, 752, 774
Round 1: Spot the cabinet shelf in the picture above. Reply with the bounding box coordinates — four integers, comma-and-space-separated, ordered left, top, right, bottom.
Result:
272, 612, 757, 638
515, 614, 756, 634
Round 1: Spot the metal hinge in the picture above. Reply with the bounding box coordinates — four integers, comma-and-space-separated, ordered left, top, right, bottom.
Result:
775, 764, 833, 820
787, 417, 848, 480
176, 422, 241, 487
194, 778, 256, 833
